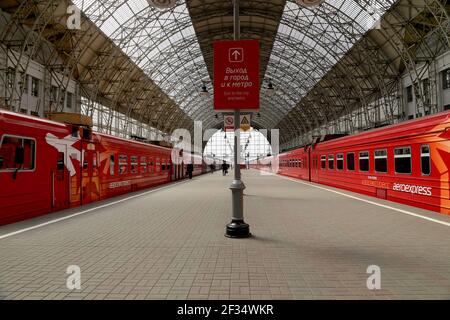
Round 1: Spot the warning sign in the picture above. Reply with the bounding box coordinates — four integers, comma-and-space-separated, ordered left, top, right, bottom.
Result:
213, 40, 260, 111
224, 115, 234, 131
240, 114, 251, 131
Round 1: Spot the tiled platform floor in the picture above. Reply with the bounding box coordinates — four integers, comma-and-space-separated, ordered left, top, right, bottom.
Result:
1, 170, 449, 300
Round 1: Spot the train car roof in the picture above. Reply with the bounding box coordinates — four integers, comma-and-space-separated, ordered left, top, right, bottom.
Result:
0, 109, 67, 128
0, 110, 173, 152
96, 132, 172, 152
315, 110, 450, 149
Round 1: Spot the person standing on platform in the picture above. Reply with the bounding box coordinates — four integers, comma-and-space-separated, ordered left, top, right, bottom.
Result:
187, 162, 194, 179
222, 160, 228, 176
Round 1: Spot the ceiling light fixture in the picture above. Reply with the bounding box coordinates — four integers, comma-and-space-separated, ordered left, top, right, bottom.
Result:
200, 83, 209, 97
266, 80, 275, 97
295, 0, 325, 8
147, 0, 177, 10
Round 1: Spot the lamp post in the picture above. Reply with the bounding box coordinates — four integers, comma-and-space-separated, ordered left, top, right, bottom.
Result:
225, 0, 251, 238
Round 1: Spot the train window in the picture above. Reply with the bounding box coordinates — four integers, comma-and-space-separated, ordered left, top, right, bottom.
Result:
156, 159, 161, 172
394, 147, 412, 174
347, 153, 355, 171
336, 154, 344, 170
0, 135, 36, 171
359, 151, 369, 172
71, 126, 79, 138
110, 155, 115, 176
119, 155, 128, 175
320, 156, 326, 169
162, 161, 166, 171
374, 149, 388, 173
148, 159, 154, 173
421, 145, 431, 176
56, 152, 65, 180
140, 156, 147, 173
93, 153, 98, 169
328, 155, 334, 170
57, 152, 65, 171
130, 156, 138, 174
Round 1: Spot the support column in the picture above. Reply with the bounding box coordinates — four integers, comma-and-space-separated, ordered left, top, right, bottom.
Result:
225, 0, 250, 238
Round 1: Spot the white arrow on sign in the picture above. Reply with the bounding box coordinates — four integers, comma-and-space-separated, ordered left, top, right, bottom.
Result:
229, 48, 244, 62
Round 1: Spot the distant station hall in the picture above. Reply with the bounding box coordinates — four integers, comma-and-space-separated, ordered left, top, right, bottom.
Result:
1, 0, 450, 302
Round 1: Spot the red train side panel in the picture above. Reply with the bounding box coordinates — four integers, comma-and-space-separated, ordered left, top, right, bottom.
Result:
254, 111, 450, 215
0, 110, 178, 225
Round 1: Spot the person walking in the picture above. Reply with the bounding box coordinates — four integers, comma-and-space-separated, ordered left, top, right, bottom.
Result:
187, 163, 194, 179
222, 161, 228, 176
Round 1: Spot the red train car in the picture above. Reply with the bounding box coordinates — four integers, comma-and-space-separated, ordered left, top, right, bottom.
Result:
254, 111, 450, 215
0, 110, 188, 225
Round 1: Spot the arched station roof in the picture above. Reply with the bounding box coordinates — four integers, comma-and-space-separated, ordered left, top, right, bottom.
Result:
0, 0, 448, 143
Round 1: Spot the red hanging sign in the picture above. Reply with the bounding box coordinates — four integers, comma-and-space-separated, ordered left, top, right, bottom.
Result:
213, 40, 260, 111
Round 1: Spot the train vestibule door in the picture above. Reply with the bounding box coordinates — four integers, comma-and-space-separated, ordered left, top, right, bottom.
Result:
314, 156, 319, 180
52, 148, 69, 210
172, 164, 177, 181
81, 143, 100, 204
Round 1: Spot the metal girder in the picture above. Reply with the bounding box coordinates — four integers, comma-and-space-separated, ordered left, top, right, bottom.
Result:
1, 0, 448, 147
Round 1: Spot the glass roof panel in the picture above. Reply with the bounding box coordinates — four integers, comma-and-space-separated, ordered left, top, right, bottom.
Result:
73, 0, 211, 120
72, 0, 397, 130
263, 0, 397, 122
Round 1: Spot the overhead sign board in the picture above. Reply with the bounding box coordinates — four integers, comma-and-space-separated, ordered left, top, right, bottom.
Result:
213, 40, 260, 111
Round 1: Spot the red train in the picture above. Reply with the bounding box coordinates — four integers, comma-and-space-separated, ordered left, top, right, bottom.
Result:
0, 110, 212, 225
254, 111, 450, 215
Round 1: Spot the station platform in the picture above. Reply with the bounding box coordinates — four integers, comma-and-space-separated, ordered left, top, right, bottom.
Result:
1, 170, 450, 300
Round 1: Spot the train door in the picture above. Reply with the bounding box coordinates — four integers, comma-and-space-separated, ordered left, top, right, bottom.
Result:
172, 163, 177, 181
180, 161, 184, 178
308, 148, 312, 182
81, 143, 100, 204
314, 154, 319, 181
52, 148, 69, 210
